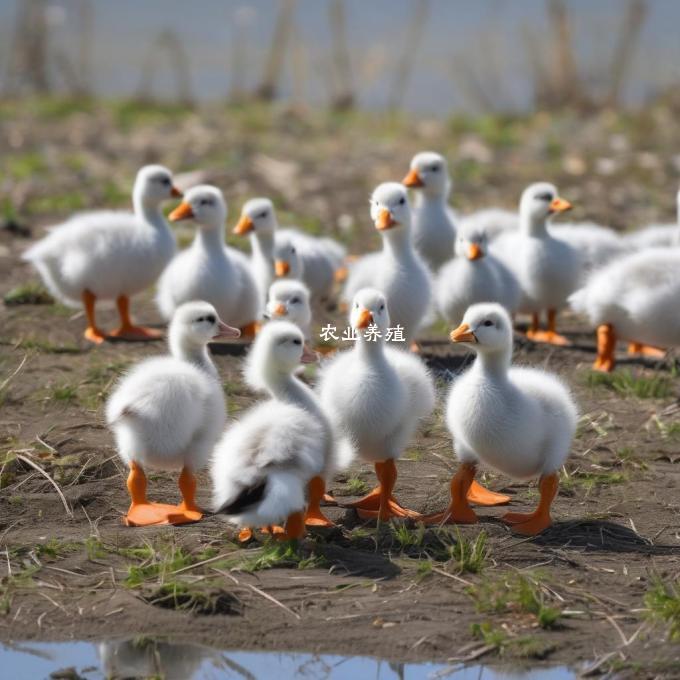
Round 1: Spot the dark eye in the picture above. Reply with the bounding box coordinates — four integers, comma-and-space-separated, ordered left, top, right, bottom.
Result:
195, 316, 204, 322
293, 338, 302, 345
431, 166, 439, 172
398, 197, 406, 205
379, 304, 385, 311
536, 192, 553, 202
201, 199, 212, 206
291, 247, 296, 254
483, 320, 493, 327
259, 212, 268, 219
206, 314, 216, 324
161, 177, 171, 186
290, 297, 300, 304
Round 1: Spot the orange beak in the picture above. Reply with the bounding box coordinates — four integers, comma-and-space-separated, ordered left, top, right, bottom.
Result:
549, 197, 572, 214
233, 214, 254, 235
450, 322, 476, 344
402, 168, 424, 188
355, 309, 374, 329
168, 201, 194, 222
375, 209, 396, 231
301, 343, 318, 364
273, 302, 287, 316
170, 186, 183, 198
275, 260, 290, 277
467, 243, 483, 261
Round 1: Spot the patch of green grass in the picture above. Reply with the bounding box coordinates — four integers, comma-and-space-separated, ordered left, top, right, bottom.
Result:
124, 543, 197, 588
26, 192, 86, 216
586, 370, 672, 399
560, 468, 627, 493
3, 282, 53, 306
13, 337, 81, 354
232, 540, 327, 573
112, 99, 193, 131
35, 539, 80, 559
144, 582, 242, 616
84, 536, 108, 560
645, 577, 680, 641
0, 563, 40, 614
448, 529, 488, 574
6, 152, 47, 180
650, 415, 680, 440
391, 523, 426, 551
469, 573, 561, 630
345, 477, 369, 495
49, 383, 79, 403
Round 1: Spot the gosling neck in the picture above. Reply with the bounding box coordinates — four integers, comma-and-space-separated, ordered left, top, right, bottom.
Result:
195, 223, 225, 252
473, 345, 512, 379
382, 225, 413, 259
269, 369, 320, 416
133, 191, 166, 230
170, 336, 217, 379
356, 331, 388, 363
519, 211, 550, 238
251, 230, 275, 261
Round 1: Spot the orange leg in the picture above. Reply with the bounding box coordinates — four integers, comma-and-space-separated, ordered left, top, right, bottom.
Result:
593, 323, 616, 372
525, 312, 541, 341
238, 527, 254, 543
502, 473, 558, 535
82, 290, 106, 344
167, 466, 203, 523
322, 492, 337, 505
109, 295, 162, 340
124, 461, 185, 527
527, 309, 570, 346
422, 462, 478, 525
305, 476, 335, 527
627, 342, 666, 359
276, 511, 306, 541
354, 460, 421, 521
239, 321, 261, 340
466, 479, 511, 506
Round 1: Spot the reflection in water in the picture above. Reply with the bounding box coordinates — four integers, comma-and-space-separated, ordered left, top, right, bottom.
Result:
1, 637, 577, 679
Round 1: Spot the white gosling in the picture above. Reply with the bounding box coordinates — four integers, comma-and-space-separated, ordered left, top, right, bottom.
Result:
156, 186, 261, 337
426, 303, 577, 535
402, 151, 456, 270
265, 279, 312, 340
623, 187, 680, 249
569, 247, 680, 371
318, 288, 435, 520
233, 197, 346, 302
212, 321, 335, 538
342, 183, 432, 347
436, 223, 521, 326
106, 301, 239, 526
491, 182, 580, 345
22, 164, 180, 344
272, 235, 304, 281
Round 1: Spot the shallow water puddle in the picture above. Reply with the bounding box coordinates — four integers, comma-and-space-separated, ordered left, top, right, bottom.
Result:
2, 639, 575, 679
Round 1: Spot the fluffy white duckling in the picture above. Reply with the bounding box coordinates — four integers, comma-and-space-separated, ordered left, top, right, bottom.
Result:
272, 235, 304, 281
212, 321, 334, 538
265, 279, 312, 339
106, 301, 240, 526
402, 151, 456, 270
233, 197, 345, 302
491, 182, 580, 345
318, 288, 435, 520
156, 186, 261, 336
22, 164, 180, 344
459, 208, 518, 242
342, 183, 432, 347
426, 303, 577, 535
569, 246, 680, 371
623, 187, 680, 249
436, 224, 521, 326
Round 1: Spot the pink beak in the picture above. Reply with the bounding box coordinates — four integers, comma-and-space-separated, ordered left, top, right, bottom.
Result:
213, 320, 241, 339
301, 343, 318, 364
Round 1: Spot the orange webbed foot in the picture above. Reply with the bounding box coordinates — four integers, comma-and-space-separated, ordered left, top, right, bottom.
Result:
627, 342, 666, 358
322, 493, 337, 505
343, 486, 382, 510
356, 498, 422, 521
526, 330, 571, 346
502, 511, 552, 535
466, 480, 510, 506
124, 501, 189, 527
84, 327, 106, 344
238, 527, 254, 543
422, 505, 478, 526
304, 508, 336, 527
109, 325, 163, 341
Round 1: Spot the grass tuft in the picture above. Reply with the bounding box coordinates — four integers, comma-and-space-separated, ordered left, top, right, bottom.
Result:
587, 370, 672, 399
3, 283, 53, 306
345, 477, 369, 495
645, 577, 680, 641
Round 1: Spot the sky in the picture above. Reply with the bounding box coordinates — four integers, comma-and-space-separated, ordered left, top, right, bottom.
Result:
0, 0, 679, 113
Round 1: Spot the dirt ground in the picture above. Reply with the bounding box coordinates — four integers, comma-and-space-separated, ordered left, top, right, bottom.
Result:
1, 100, 680, 677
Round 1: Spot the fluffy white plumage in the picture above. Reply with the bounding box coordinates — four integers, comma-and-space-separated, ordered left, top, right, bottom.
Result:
235, 198, 346, 302
211, 321, 331, 528
403, 151, 456, 270
435, 223, 520, 325
266, 279, 312, 339
623, 190, 680, 249
342, 183, 432, 345
318, 288, 435, 466
569, 247, 680, 348
22, 164, 177, 307
491, 182, 582, 313
106, 302, 228, 472
447, 303, 577, 478
458, 208, 517, 242
156, 186, 260, 328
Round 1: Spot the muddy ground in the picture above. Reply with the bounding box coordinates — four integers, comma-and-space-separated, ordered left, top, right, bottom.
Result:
1, 100, 680, 677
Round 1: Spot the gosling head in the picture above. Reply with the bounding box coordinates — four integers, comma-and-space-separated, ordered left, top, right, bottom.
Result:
245, 320, 317, 391
370, 182, 411, 233
402, 151, 450, 198
519, 182, 572, 225
169, 185, 226, 229
169, 301, 240, 352
265, 280, 311, 327
233, 197, 277, 236
455, 225, 488, 261
450, 303, 512, 354
135, 164, 182, 205
272, 236, 303, 279
350, 288, 390, 334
